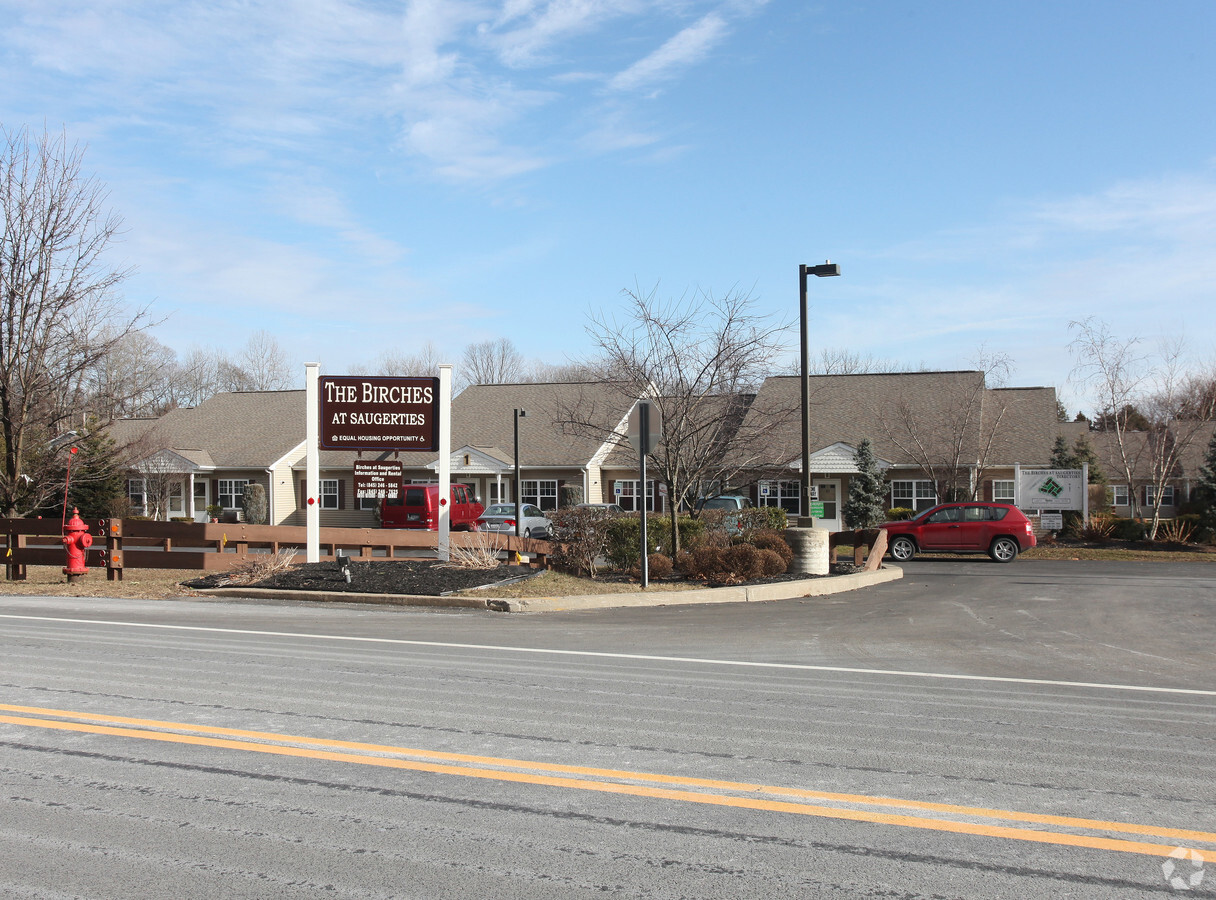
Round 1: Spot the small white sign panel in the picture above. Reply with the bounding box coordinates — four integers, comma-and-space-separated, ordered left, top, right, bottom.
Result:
1040, 512, 1064, 530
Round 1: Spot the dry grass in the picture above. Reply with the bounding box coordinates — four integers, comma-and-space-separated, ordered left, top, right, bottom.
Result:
0, 566, 205, 599
463, 569, 704, 598
440, 532, 505, 569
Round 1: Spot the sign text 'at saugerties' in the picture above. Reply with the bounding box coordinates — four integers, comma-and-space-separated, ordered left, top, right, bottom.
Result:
319, 376, 439, 451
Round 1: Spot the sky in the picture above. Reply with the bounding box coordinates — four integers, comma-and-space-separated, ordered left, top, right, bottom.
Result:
2, 0, 1215, 416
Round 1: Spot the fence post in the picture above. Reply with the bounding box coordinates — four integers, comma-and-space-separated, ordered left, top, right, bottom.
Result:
106, 518, 124, 582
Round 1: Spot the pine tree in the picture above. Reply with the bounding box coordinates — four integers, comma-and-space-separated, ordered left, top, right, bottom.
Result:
1049, 435, 1073, 469
1071, 434, 1106, 485
844, 438, 887, 529
1197, 429, 1216, 538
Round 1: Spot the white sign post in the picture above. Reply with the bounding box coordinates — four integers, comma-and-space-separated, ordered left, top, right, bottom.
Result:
305, 363, 320, 563
437, 364, 452, 562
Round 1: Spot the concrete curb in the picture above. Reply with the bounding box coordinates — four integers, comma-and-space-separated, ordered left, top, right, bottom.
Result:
197, 566, 902, 613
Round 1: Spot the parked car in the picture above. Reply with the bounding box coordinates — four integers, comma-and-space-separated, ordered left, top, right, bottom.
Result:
880, 502, 1036, 563
575, 503, 625, 514
694, 495, 753, 513
380, 484, 483, 531
477, 503, 554, 539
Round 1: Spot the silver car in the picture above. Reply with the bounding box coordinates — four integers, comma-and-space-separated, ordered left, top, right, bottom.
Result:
477, 503, 553, 539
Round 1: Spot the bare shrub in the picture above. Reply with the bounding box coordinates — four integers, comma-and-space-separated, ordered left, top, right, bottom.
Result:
750, 529, 792, 570
756, 548, 787, 576
443, 532, 505, 569
1083, 513, 1116, 541
1156, 518, 1194, 544
229, 547, 299, 584
631, 553, 673, 580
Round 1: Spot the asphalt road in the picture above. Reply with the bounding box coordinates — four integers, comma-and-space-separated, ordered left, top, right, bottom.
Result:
1, 559, 1213, 899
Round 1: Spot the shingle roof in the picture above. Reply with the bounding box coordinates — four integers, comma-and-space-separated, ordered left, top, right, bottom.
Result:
109, 391, 305, 469
729, 371, 1065, 468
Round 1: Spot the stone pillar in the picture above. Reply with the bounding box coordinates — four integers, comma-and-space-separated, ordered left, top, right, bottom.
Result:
784, 526, 830, 575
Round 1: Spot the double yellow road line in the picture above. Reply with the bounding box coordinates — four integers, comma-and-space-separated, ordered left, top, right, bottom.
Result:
3, 702, 1211, 858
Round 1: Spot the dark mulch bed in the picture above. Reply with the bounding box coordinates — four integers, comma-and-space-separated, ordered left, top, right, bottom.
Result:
185, 559, 863, 596
185, 560, 537, 596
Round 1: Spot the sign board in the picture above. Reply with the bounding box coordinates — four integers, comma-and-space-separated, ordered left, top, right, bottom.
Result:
809, 485, 819, 501
354, 461, 403, 501
1016, 468, 1085, 511
808, 501, 825, 517
1040, 512, 1064, 530
628, 400, 663, 456
319, 376, 439, 450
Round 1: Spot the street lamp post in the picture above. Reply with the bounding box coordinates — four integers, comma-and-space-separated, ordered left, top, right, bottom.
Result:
513, 408, 526, 539
798, 261, 841, 527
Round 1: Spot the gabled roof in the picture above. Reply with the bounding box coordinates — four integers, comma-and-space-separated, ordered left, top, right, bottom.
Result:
109, 391, 306, 470
729, 371, 1065, 469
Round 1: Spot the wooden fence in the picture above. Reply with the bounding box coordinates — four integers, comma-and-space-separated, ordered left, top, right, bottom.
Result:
3, 517, 549, 582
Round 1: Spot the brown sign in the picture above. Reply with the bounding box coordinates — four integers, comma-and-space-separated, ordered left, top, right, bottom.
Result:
354, 461, 404, 501
320, 376, 439, 450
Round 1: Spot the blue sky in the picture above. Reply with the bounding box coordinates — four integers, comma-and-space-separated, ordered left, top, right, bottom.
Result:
3, 0, 1214, 415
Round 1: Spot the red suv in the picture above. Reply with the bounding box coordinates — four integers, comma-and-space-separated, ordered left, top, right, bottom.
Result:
881, 502, 1036, 563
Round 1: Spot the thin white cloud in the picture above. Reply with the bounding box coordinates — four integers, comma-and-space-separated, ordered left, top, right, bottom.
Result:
608, 12, 729, 92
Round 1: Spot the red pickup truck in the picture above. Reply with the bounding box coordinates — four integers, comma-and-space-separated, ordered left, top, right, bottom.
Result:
380, 483, 484, 530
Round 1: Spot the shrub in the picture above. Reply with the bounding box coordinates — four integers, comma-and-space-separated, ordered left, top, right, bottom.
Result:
750, 529, 792, 571
756, 548, 787, 576
1082, 512, 1116, 541
674, 549, 695, 575
1111, 517, 1147, 542
604, 515, 659, 570
241, 483, 268, 525
886, 507, 915, 521
1155, 518, 1195, 544
631, 552, 673, 580
559, 484, 584, 508
648, 515, 707, 554
722, 544, 763, 581
549, 507, 614, 577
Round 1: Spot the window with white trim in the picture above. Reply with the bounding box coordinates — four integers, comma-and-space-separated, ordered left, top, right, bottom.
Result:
218, 479, 248, 509
320, 479, 340, 510
522, 479, 558, 510
1107, 484, 1129, 506
127, 479, 146, 514
891, 480, 937, 512
614, 479, 660, 512
1144, 484, 1175, 507
992, 480, 1015, 503
168, 481, 184, 514
758, 479, 801, 515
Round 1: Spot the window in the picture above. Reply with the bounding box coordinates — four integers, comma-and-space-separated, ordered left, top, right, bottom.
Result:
891, 480, 937, 512
218, 479, 249, 509
1145, 485, 1175, 507
1107, 484, 1129, 507
490, 482, 510, 503
992, 480, 1015, 503
358, 494, 379, 511
320, 479, 340, 509
168, 481, 184, 514
758, 480, 801, 515
127, 479, 146, 514
522, 479, 558, 511
614, 479, 660, 512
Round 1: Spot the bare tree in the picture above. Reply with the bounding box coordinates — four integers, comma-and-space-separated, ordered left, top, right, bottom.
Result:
874, 349, 1014, 502
801, 347, 904, 375
1070, 318, 1216, 538
239, 330, 294, 391
80, 330, 179, 421
461, 338, 523, 386
0, 125, 148, 514
556, 283, 794, 554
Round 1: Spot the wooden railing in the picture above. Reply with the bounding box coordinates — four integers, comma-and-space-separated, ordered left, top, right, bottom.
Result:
2, 518, 550, 582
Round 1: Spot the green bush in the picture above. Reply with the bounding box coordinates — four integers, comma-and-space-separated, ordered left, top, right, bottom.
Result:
171, 517, 194, 524
241, 483, 268, 525
886, 507, 915, 521
648, 515, 707, 554
1111, 517, 1147, 541
605, 516, 660, 569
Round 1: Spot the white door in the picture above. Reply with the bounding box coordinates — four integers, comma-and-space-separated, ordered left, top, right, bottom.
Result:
193, 479, 209, 523
812, 479, 841, 532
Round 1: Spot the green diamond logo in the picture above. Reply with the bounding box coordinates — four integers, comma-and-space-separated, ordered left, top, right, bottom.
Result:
1039, 477, 1063, 497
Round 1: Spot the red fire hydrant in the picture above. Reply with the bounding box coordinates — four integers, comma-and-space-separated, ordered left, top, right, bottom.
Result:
63, 508, 93, 582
